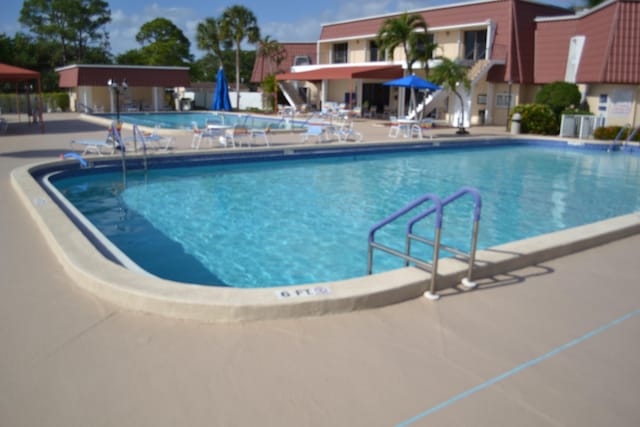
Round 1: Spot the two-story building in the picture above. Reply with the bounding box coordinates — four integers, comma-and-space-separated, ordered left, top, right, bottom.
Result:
266, 0, 639, 129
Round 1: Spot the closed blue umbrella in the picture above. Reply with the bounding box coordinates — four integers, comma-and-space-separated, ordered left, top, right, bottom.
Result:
212, 67, 232, 111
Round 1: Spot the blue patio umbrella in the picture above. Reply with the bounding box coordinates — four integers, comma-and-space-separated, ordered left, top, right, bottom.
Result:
383, 74, 441, 118
212, 67, 232, 111
383, 74, 441, 91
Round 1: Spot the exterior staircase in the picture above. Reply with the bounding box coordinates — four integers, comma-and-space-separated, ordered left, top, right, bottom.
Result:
466, 59, 494, 84
278, 81, 306, 110
408, 59, 499, 122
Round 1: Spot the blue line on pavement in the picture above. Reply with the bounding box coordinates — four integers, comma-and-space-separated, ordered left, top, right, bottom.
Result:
396, 308, 640, 427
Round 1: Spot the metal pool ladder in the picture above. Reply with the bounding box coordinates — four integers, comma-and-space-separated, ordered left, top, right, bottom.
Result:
367, 187, 482, 300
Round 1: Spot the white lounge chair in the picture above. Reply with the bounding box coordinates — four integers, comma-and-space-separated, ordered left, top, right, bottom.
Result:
71, 131, 117, 155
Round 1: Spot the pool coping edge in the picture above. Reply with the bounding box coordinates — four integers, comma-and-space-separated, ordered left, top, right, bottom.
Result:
11, 158, 640, 322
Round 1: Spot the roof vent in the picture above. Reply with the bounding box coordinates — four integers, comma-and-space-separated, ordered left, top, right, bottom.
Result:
293, 55, 312, 66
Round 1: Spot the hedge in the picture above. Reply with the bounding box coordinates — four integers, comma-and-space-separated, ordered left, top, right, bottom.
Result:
593, 126, 640, 142
0, 92, 69, 114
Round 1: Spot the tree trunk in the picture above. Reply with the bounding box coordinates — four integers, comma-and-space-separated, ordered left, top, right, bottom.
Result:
455, 91, 469, 134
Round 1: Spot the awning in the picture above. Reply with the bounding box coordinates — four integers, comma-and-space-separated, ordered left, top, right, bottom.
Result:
276, 65, 403, 81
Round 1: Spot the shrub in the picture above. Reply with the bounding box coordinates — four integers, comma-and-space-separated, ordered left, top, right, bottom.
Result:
593, 126, 640, 142
510, 104, 558, 135
45, 92, 70, 112
534, 81, 582, 119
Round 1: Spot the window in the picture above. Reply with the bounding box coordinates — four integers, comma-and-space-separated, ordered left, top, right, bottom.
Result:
464, 30, 487, 61
332, 43, 348, 64
369, 40, 381, 62
414, 34, 435, 57
496, 93, 514, 108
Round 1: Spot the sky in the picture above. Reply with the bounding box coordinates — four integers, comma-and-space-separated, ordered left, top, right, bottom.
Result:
2, 0, 580, 57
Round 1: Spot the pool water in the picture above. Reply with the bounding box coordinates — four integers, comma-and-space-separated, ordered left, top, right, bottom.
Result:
54, 145, 640, 288
97, 111, 301, 131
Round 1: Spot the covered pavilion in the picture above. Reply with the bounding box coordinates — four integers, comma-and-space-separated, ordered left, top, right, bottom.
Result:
0, 62, 45, 132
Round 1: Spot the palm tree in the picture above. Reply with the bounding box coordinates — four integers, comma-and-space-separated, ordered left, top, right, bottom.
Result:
408, 31, 437, 78
219, 5, 261, 110
257, 35, 287, 111
196, 17, 224, 66
257, 35, 286, 75
376, 12, 428, 75
429, 57, 471, 134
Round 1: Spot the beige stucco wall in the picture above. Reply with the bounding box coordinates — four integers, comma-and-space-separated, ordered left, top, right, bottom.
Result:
583, 84, 639, 128
326, 80, 353, 105
433, 30, 461, 61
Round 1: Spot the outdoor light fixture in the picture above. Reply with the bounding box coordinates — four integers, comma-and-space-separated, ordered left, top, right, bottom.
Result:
108, 78, 128, 123
506, 80, 513, 131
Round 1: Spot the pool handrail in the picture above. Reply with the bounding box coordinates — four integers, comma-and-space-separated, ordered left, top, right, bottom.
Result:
62, 152, 88, 168
609, 123, 630, 151
111, 122, 127, 187
132, 125, 150, 173
405, 187, 482, 291
367, 193, 443, 297
626, 125, 640, 144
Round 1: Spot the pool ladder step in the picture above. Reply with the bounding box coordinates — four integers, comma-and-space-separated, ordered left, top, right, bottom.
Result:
367, 187, 482, 300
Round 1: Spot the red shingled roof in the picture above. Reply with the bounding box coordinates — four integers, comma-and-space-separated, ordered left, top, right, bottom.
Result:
251, 42, 317, 83
276, 65, 402, 81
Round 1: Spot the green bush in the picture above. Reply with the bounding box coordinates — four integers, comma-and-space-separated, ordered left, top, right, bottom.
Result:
45, 92, 70, 112
593, 126, 640, 142
510, 104, 558, 135
535, 81, 582, 119
0, 92, 70, 113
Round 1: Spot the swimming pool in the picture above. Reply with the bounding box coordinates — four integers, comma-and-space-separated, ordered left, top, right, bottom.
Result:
96, 111, 302, 131
48, 141, 640, 288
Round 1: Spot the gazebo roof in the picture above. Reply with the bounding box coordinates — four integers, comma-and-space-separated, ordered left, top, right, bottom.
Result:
0, 63, 40, 82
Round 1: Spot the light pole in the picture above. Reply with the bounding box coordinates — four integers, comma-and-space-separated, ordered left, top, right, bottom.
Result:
108, 78, 128, 124
25, 84, 33, 124
108, 78, 128, 184
506, 80, 513, 131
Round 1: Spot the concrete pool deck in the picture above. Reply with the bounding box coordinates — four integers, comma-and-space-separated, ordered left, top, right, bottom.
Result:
1, 113, 640, 425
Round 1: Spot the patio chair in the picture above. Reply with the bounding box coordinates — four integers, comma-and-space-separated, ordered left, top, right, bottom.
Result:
336, 121, 363, 142
144, 125, 176, 151
388, 116, 401, 138
248, 126, 271, 147
224, 124, 250, 147
301, 125, 326, 143
409, 124, 423, 139
191, 121, 222, 149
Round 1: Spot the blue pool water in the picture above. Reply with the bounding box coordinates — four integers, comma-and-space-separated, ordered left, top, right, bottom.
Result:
97, 111, 300, 131
53, 144, 640, 288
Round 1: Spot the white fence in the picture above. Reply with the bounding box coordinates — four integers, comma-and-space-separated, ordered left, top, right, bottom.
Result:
193, 91, 263, 110
560, 114, 603, 139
